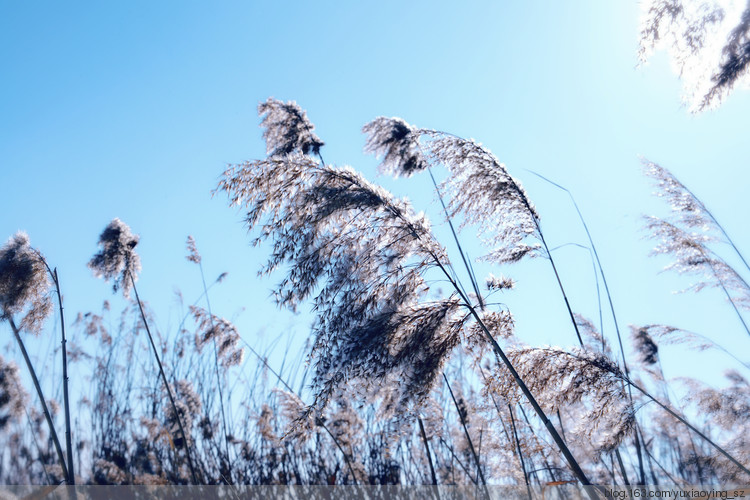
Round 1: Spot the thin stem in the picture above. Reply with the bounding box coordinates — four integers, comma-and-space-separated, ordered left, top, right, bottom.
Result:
33, 252, 77, 486
615, 449, 631, 486
319, 423, 359, 485
52, 269, 75, 486
479, 365, 534, 493
536, 230, 585, 346
7, 315, 69, 483
508, 404, 534, 500
443, 373, 487, 490
418, 416, 438, 486
427, 166, 484, 310
196, 260, 232, 476
437, 436, 475, 483
527, 170, 650, 480
128, 272, 199, 485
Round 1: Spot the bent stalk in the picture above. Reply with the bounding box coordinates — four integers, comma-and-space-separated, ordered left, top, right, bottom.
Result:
7, 315, 69, 483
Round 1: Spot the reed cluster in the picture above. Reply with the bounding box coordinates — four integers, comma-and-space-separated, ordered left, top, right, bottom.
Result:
0, 99, 747, 493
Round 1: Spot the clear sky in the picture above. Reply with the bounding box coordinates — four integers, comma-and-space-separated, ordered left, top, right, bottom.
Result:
1, 1, 749, 399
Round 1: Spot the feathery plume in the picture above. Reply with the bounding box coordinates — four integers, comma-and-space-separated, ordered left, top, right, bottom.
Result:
706, 3, 750, 107
425, 134, 541, 263
0, 232, 52, 335
185, 235, 201, 264
575, 313, 611, 355
0, 355, 28, 430
644, 216, 750, 309
218, 152, 462, 416
363, 120, 542, 264
644, 159, 750, 276
275, 388, 315, 442
258, 98, 324, 157
631, 326, 660, 366
488, 346, 634, 453
88, 218, 141, 298
637, 0, 746, 111
189, 305, 245, 368
643, 160, 716, 230
485, 273, 516, 291
362, 117, 428, 177
463, 309, 515, 358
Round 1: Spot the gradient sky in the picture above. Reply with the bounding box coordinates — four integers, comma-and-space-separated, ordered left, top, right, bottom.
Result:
2, 1, 749, 400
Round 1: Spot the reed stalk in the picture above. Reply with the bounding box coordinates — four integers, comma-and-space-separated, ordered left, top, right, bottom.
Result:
35, 253, 76, 486
128, 271, 199, 484
7, 315, 69, 483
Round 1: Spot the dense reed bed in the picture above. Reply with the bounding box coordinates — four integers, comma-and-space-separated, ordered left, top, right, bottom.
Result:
0, 99, 747, 494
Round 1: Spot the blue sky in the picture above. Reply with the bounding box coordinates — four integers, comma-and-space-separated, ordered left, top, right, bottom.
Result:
2, 1, 749, 400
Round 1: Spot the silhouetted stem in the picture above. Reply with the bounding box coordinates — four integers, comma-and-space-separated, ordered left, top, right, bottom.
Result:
443, 373, 487, 490
615, 449, 631, 486
129, 272, 199, 485
418, 417, 438, 486
427, 166, 484, 310
527, 170, 651, 482
7, 315, 69, 483
508, 404, 534, 500
196, 259, 232, 474
51, 269, 75, 486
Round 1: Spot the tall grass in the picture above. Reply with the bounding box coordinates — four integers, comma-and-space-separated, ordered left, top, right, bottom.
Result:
0, 99, 748, 492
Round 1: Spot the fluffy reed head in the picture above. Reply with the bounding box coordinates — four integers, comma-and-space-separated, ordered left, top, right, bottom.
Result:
258, 98, 324, 157
362, 117, 428, 177
631, 326, 660, 366
363, 118, 541, 265
185, 235, 201, 265
88, 218, 142, 298
638, 0, 748, 111
0, 232, 52, 334
488, 346, 634, 453
189, 305, 245, 368
644, 216, 750, 309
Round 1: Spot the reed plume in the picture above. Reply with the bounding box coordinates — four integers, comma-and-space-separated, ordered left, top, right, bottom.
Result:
258, 98, 324, 157
87, 218, 142, 298
0, 232, 53, 335
644, 159, 750, 273
644, 216, 750, 334
637, 0, 750, 110
363, 117, 587, 348
487, 345, 635, 454
218, 153, 462, 417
